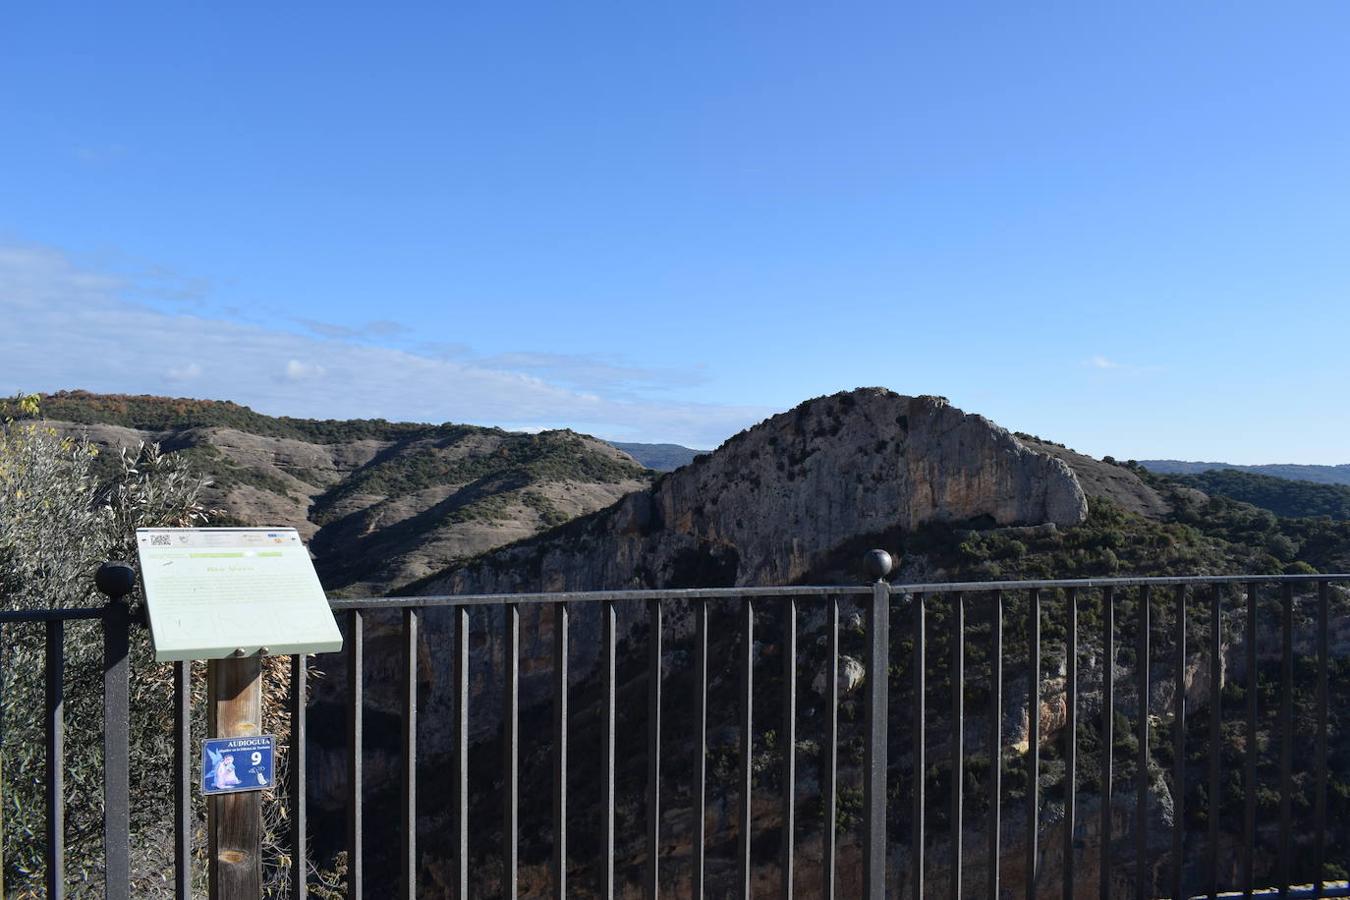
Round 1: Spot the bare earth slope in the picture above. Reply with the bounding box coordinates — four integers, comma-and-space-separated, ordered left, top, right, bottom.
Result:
18, 391, 651, 595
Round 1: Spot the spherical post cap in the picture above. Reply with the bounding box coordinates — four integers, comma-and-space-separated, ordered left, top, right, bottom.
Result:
862, 549, 893, 581
96, 561, 138, 599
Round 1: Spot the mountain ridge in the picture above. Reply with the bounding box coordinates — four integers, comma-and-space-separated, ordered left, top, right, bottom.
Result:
1141, 458, 1350, 486
6, 390, 653, 595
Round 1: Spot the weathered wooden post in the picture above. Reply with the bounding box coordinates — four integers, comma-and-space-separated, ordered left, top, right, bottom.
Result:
208, 653, 264, 897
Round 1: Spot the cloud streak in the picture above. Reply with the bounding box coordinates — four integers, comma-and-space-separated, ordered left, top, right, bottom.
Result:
1085, 355, 1162, 375
0, 243, 769, 447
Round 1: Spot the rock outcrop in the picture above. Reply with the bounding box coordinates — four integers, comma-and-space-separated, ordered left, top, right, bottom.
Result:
1020, 438, 1171, 518
421, 389, 1088, 596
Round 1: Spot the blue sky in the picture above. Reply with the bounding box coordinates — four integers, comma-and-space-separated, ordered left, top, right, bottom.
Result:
2, 3, 1348, 462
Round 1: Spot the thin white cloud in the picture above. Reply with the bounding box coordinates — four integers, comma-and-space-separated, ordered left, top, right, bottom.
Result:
295, 317, 411, 340
474, 350, 708, 393
164, 362, 203, 382
0, 242, 770, 448
284, 359, 326, 381
1085, 355, 1161, 375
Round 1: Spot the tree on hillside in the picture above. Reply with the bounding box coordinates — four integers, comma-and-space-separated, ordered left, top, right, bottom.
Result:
0, 396, 340, 897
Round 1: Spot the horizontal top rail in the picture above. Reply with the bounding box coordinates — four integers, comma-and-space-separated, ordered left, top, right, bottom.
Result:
330, 584, 877, 609
330, 572, 1350, 611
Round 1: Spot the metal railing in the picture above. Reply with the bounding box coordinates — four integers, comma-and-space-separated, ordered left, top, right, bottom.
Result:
5, 569, 1350, 898
0, 588, 133, 900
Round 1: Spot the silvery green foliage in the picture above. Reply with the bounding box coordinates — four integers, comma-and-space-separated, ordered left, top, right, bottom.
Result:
1, 404, 210, 895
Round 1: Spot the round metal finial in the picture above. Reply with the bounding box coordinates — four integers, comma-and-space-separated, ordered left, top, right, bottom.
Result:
95, 561, 137, 600
862, 549, 893, 581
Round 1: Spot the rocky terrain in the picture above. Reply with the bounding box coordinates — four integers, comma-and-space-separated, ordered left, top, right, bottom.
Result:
304, 388, 1349, 898
15, 388, 1349, 895
418, 390, 1092, 596
311, 389, 1261, 896
11, 391, 652, 595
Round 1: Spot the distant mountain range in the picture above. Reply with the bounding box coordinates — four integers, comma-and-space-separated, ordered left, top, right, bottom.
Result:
1141, 459, 1350, 486
604, 440, 702, 471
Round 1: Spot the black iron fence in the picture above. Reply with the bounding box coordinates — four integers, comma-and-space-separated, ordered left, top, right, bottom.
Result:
5, 569, 1350, 898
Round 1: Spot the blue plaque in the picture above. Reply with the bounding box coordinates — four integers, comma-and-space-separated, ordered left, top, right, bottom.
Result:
202, 735, 276, 795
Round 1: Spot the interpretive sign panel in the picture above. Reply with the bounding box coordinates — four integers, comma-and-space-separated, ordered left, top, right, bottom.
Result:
202, 735, 276, 795
136, 527, 343, 662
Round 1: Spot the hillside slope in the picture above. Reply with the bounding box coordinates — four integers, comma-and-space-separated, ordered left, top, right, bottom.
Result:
1162, 468, 1350, 520
8, 391, 652, 594
605, 440, 701, 471
1142, 458, 1350, 486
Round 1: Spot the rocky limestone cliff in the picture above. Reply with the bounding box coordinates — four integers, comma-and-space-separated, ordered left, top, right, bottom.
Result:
420, 389, 1088, 596
1020, 438, 1171, 518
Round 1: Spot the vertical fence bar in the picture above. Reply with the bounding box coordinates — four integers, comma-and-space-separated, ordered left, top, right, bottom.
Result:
401, 608, 418, 900
291, 654, 308, 900
823, 596, 838, 900
347, 609, 363, 900
1209, 585, 1221, 900
647, 598, 662, 900
951, 591, 964, 898
175, 660, 192, 899
739, 598, 754, 898
1065, 588, 1078, 900
781, 596, 796, 900
553, 603, 569, 900
504, 603, 519, 900
602, 600, 617, 900
1101, 586, 1114, 900
988, 592, 1002, 900
103, 598, 131, 900
864, 580, 890, 900
1278, 583, 1293, 896
1172, 585, 1186, 900
45, 619, 64, 900
1315, 581, 1329, 897
1243, 583, 1257, 896
913, 593, 926, 900
1136, 585, 1151, 900
1027, 588, 1041, 900
694, 600, 709, 900
453, 606, 469, 900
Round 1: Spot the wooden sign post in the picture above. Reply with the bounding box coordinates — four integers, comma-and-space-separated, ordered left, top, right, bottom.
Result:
208, 655, 264, 898
136, 527, 343, 900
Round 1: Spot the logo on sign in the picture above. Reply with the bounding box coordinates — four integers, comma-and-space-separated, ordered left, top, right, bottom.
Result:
202, 735, 276, 795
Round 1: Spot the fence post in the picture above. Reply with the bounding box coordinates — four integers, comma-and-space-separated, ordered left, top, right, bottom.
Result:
96, 562, 136, 900
862, 550, 892, 900
208, 654, 264, 899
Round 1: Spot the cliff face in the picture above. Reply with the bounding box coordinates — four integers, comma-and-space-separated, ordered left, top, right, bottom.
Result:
306, 389, 1095, 881
422, 389, 1088, 595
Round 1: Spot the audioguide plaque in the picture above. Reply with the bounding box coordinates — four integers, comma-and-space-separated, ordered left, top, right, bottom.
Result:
136, 527, 343, 662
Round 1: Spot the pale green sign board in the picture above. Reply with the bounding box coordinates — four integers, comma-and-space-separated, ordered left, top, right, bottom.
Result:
136, 527, 343, 662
